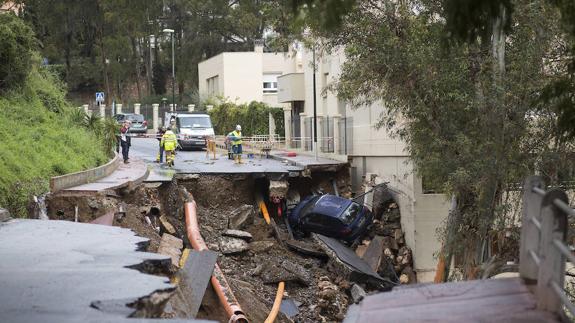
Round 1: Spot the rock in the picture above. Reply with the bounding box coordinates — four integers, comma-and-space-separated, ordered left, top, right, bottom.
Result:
159, 215, 176, 234
157, 233, 183, 267
229, 205, 254, 230
249, 240, 275, 253
361, 236, 384, 272
381, 236, 399, 251
269, 180, 289, 199
399, 274, 409, 284
223, 229, 253, 241
350, 284, 367, 303
355, 244, 368, 258
219, 237, 249, 254
0, 208, 11, 221
394, 229, 403, 241
402, 266, 417, 284
262, 261, 311, 286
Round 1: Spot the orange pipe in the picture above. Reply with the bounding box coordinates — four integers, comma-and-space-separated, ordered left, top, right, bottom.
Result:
259, 200, 271, 224
264, 281, 285, 323
184, 201, 248, 323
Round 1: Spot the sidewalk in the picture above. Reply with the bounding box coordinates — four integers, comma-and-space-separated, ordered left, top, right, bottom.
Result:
59, 158, 149, 195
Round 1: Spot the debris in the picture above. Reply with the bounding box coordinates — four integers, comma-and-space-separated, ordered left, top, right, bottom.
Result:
262, 261, 312, 286
381, 236, 399, 251
170, 250, 217, 318
157, 233, 183, 267
362, 236, 384, 272
222, 229, 253, 241
355, 244, 368, 258
314, 234, 395, 289
159, 215, 176, 234
350, 284, 367, 303
249, 240, 275, 253
286, 239, 328, 258
228, 204, 254, 230
269, 180, 289, 199
219, 236, 249, 254
280, 298, 300, 318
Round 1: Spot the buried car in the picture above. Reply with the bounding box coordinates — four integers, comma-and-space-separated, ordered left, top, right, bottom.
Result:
288, 194, 373, 242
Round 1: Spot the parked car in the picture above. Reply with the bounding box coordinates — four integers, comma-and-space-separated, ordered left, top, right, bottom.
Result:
288, 194, 373, 242
163, 112, 215, 150
113, 113, 148, 134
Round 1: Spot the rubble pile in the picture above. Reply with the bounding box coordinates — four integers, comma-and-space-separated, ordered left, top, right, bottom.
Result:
359, 202, 416, 284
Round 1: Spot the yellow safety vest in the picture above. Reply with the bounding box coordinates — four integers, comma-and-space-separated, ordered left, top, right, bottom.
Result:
161, 131, 178, 151
231, 130, 242, 145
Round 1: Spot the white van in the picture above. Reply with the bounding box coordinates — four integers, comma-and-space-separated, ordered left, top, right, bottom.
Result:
164, 112, 215, 150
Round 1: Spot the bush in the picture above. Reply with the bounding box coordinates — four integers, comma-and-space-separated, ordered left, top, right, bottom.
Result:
208, 100, 284, 136
0, 13, 36, 92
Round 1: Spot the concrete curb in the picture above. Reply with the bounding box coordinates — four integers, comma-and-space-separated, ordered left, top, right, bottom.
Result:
50, 153, 121, 193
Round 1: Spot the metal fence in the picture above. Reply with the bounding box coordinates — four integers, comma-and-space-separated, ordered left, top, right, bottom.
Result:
520, 176, 575, 320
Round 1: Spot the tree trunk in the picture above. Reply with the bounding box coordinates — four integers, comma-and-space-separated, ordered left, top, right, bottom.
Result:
131, 36, 142, 100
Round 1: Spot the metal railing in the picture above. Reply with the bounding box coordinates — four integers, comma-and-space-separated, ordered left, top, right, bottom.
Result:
520, 176, 575, 319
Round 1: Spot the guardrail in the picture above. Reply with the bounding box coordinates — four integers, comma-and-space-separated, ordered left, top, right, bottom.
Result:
520, 176, 575, 319
50, 152, 121, 193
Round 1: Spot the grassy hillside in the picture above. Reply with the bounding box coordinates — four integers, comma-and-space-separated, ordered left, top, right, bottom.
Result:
0, 67, 108, 217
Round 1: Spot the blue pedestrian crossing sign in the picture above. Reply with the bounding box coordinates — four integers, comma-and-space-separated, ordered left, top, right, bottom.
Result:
96, 92, 105, 103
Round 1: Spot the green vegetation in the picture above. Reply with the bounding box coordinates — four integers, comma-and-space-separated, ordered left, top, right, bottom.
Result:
208, 100, 284, 137
0, 14, 109, 217
303, 0, 574, 279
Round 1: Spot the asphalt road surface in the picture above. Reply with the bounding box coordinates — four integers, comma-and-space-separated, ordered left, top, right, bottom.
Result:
129, 138, 303, 176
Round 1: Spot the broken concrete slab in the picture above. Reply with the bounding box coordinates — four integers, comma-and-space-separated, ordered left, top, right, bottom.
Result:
228, 204, 254, 230
362, 236, 384, 272
170, 250, 217, 318
222, 229, 253, 241
249, 240, 275, 253
313, 234, 395, 289
355, 244, 368, 258
261, 261, 312, 286
350, 284, 367, 303
157, 233, 183, 267
219, 236, 249, 254
0, 219, 183, 323
286, 239, 327, 258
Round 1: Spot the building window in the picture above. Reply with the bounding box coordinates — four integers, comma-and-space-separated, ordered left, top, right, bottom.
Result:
263, 73, 280, 93
207, 75, 219, 96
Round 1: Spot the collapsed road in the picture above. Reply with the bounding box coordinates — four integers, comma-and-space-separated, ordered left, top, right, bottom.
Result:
32, 139, 416, 322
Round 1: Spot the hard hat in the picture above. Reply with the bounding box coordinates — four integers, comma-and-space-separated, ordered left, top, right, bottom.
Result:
236, 125, 241, 131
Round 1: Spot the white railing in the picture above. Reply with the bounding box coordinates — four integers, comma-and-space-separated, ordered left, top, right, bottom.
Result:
520, 176, 575, 319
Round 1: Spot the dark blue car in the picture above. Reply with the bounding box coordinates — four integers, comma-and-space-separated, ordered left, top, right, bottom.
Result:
288, 194, 373, 242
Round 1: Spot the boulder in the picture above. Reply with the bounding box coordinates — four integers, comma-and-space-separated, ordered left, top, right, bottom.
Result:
229, 205, 254, 230
223, 229, 253, 241
219, 237, 249, 255
350, 284, 367, 303
0, 208, 10, 221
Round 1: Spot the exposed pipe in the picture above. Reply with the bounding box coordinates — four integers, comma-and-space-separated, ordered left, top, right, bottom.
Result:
259, 201, 285, 323
184, 201, 248, 323
264, 281, 285, 323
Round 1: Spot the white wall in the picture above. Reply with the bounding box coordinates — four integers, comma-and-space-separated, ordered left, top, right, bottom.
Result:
198, 54, 225, 98
221, 52, 263, 103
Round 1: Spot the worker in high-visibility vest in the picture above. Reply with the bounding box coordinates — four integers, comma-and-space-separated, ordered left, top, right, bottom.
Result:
161, 127, 178, 167
227, 124, 243, 164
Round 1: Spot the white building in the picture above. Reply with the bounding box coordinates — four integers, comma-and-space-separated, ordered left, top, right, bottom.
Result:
198, 43, 302, 108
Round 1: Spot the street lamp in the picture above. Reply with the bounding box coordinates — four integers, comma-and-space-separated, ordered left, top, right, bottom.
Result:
163, 28, 175, 112
312, 47, 318, 161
